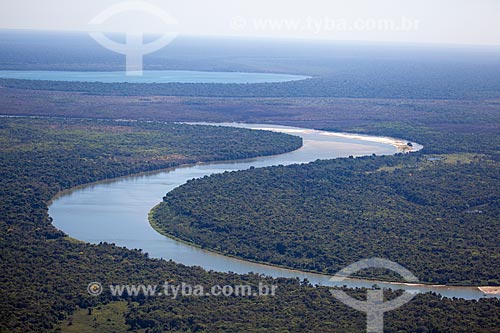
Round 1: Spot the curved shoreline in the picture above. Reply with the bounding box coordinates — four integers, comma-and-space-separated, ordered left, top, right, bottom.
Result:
148, 205, 493, 293
185, 122, 423, 154
49, 123, 498, 298
0, 70, 311, 84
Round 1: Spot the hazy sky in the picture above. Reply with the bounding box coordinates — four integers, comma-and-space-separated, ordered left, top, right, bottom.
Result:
1, 0, 500, 46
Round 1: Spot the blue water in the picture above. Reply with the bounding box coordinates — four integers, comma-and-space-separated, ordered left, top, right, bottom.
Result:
0, 70, 310, 84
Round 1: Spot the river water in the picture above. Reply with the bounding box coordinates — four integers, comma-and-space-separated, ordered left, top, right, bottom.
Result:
49, 123, 497, 300
0, 70, 310, 83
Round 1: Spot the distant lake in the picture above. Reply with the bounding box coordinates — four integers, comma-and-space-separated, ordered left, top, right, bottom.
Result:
0, 70, 310, 84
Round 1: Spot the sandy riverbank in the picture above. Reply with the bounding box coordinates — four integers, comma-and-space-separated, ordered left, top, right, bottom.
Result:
479, 287, 500, 295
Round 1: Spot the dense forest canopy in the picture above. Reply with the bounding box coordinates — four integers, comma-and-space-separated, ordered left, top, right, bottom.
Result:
153, 154, 500, 285
147, 80, 500, 287
2, 117, 499, 332
0, 117, 300, 332
2, 31, 500, 332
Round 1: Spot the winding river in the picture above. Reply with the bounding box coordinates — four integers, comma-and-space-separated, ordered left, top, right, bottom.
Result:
49, 123, 497, 300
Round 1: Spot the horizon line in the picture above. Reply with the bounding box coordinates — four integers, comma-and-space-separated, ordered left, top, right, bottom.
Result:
1, 27, 500, 50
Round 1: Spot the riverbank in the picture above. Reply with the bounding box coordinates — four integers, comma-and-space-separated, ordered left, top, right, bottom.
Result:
479, 287, 500, 295
150, 204, 496, 296
252, 127, 422, 153
50, 123, 499, 300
